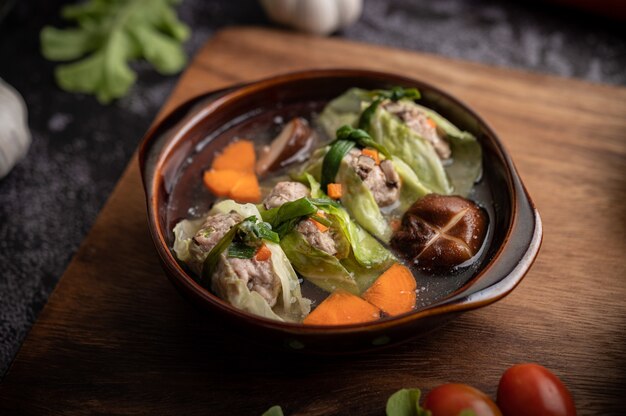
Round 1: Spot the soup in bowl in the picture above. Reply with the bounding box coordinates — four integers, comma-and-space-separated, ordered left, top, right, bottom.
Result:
139, 69, 541, 352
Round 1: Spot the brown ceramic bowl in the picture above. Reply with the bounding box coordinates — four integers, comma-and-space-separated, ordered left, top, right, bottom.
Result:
139, 69, 542, 353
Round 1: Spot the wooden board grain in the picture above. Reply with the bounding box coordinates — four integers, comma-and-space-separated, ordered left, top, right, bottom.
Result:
1, 27, 625, 415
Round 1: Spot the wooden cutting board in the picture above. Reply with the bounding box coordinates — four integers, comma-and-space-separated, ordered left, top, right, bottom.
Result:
1, 27, 625, 415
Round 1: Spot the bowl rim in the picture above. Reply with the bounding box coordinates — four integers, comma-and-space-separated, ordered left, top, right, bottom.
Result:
139, 68, 541, 334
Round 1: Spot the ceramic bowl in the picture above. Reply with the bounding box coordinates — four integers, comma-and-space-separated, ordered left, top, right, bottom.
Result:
139, 69, 542, 353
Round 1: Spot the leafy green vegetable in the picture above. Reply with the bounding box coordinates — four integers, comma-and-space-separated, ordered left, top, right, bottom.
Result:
261, 197, 339, 237
41, 0, 190, 103
201, 216, 257, 283
409, 103, 482, 196
227, 242, 257, 259
336, 125, 391, 158
319, 88, 482, 197
280, 231, 360, 294
358, 87, 421, 131
320, 139, 355, 190
262, 406, 284, 416
386, 388, 431, 416
209, 200, 311, 322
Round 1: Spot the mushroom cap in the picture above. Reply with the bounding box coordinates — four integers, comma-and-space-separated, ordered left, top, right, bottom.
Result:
391, 194, 487, 273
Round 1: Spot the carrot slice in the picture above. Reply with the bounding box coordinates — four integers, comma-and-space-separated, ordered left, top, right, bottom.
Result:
327, 183, 342, 199
255, 244, 272, 261
361, 148, 380, 165
303, 291, 381, 326
363, 263, 417, 316
231, 173, 261, 203
203, 169, 242, 196
212, 140, 256, 172
309, 218, 329, 233
426, 118, 437, 129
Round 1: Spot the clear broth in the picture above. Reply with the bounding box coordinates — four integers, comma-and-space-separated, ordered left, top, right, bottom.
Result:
166, 100, 497, 313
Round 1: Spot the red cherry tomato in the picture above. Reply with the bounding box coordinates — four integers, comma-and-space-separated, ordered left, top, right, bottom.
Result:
497, 363, 576, 416
424, 383, 502, 416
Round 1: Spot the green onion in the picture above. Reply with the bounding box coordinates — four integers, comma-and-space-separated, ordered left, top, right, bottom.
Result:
335, 125, 391, 158
358, 97, 383, 131
321, 139, 355, 190
227, 242, 257, 259
201, 215, 278, 281
310, 214, 332, 227
251, 222, 280, 244
201, 216, 255, 282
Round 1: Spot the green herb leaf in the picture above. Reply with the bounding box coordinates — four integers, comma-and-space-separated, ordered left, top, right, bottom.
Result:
321, 139, 355, 190
227, 242, 257, 259
386, 388, 431, 416
335, 125, 391, 158
40, 0, 190, 103
262, 405, 284, 416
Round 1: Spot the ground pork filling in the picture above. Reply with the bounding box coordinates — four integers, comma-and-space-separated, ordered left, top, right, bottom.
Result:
192, 211, 281, 307
345, 148, 401, 207
263, 181, 310, 209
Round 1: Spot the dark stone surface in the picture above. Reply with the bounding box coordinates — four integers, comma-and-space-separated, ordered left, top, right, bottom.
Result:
0, 0, 624, 377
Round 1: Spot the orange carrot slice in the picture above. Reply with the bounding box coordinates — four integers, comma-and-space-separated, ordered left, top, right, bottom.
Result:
230, 173, 260, 203
255, 244, 272, 261
303, 291, 381, 326
426, 118, 437, 129
363, 263, 416, 316
203, 169, 242, 196
212, 140, 256, 172
309, 218, 329, 233
327, 183, 342, 200
361, 148, 380, 165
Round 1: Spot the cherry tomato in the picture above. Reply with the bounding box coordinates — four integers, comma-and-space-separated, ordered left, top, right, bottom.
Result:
497, 363, 576, 416
424, 383, 502, 416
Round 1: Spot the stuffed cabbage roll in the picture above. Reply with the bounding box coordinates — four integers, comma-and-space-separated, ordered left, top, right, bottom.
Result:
260, 175, 394, 294
318, 87, 482, 197
302, 127, 431, 242
173, 200, 311, 322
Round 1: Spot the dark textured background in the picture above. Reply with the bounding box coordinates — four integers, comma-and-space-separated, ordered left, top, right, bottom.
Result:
0, 0, 624, 378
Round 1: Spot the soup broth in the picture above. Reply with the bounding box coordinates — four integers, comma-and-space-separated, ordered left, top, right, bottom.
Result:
167, 98, 497, 315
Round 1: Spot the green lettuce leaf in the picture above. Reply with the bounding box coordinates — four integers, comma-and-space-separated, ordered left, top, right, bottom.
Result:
318, 88, 482, 197
281, 231, 359, 294
173, 200, 310, 322
209, 201, 311, 322
410, 103, 482, 197
386, 388, 431, 416
40, 0, 189, 103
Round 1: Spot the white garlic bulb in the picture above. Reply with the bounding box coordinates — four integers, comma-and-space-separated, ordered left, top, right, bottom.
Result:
0, 78, 31, 179
260, 0, 363, 36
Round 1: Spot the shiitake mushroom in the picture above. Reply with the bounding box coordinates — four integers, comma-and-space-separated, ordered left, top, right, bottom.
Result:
391, 194, 487, 273
256, 117, 317, 176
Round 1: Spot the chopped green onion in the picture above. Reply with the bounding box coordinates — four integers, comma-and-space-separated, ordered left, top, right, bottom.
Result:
321, 139, 355, 190
201, 217, 255, 282
252, 222, 280, 244
227, 242, 257, 259
335, 125, 391, 158
310, 214, 332, 227
201, 216, 278, 280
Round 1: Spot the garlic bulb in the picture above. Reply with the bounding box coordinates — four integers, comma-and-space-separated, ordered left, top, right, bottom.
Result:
260, 0, 363, 36
0, 78, 31, 179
